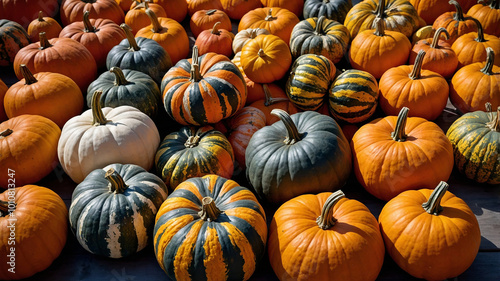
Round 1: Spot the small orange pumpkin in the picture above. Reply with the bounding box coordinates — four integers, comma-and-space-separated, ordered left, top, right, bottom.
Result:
187, 0, 224, 16
194, 21, 234, 57
27, 11, 62, 42
190, 9, 232, 38
467, 0, 500, 37
432, 0, 476, 45
125, 1, 167, 35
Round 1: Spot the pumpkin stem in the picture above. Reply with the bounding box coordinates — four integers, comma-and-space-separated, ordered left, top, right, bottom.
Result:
83, 10, 97, 33
263, 84, 289, 106
430, 27, 450, 48
271, 109, 303, 144
0, 129, 13, 138
463, 17, 486, 42
449, 0, 466, 21
480, 47, 495, 75
376, 0, 386, 18
19, 64, 38, 85
185, 135, 201, 148
105, 168, 128, 194
409, 50, 426, 80
38, 11, 44, 21
190, 46, 203, 82
422, 181, 448, 215
323, 0, 330, 3
391, 107, 409, 142
314, 16, 326, 35
316, 190, 345, 230
120, 24, 141, 51
265, 8, 277, 21
206, 9, 217, 15
258, 48, 265, 57
109, 67, 130, 86
211, 22, 221, 35
146, 8, 164, 33
485, 102, 500, 132
0, 200, 14, 217
91, 90, 108, 126
373, 17, 385, 37
250, 29, 258, 39
199, 197, 222, 222
38, 32, 52, 49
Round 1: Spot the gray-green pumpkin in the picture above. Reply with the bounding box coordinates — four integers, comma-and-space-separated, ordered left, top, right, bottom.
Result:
303, 0, 353, 23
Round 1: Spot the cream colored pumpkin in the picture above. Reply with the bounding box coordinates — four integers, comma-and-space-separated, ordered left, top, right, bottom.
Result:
232, 27, 270, 54
58, 91, 160, 183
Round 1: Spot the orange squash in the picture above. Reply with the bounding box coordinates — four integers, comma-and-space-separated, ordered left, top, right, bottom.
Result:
189, 9, 232, 38
125, 1, 167, 35
27, 11, 62, 42
194, 21, 234, 57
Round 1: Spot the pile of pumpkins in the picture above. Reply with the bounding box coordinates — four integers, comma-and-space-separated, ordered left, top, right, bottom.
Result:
0, 0, 498, 280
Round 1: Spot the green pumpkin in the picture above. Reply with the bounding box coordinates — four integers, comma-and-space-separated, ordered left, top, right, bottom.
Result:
87, 67, 161, 118
155, 125, 234, 190
303, 0, 353, 24
329, 69, 379, 124
0, 19, 30, 66
69, 163, 168, 258
286, 54, 336, 111
289, 16, 350, 64
245, 109, 352, 204
446, 103, 500, 184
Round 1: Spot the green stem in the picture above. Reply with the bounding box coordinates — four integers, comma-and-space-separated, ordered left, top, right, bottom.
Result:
146, 8, 164, 33
316, 190, 345, 230
464, 17, 486, 42
391, 107, 409, 142
198, 197, 221, 221
374, 17, 385, 37
263, 84, 289, 106
409, 50, 426, 80
109, 67, 129, 86
105, 168, 128, 194
265, 8, 277, 21
206, 9, 216, 15
83, 10, 97, 33
190, 46, 202, 82
91, 90, 108, 126
315, 16, 326, 35
480, 47, 495, 75
19, 64, 38, 85
0, 129, 13, 138
120, 23, 140, 51
430, 28, 450, 48
449, 0, 466, 21
38, 32, 52, 49
271, 109, 302, 145
422, 181, 449, 215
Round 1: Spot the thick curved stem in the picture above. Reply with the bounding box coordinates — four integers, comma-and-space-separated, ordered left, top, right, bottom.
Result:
376, 0, 386, 18
481, 47, 495, 75
430, 28, 450, 48
485, 102, 500, 132
105, 168, 128, 194
120, 23, 140, 51
146, 8, 164, 33
373, 17, 385, 37
263, 84, 289, 106
391, 107, 409, 141
38, 32, 52, 49
19, 64, 38, 85
190, 46, 202, 82
316, 190, 345, 230
422, 181, 448, 215
91, 90, 108, 126
315, 16, 326, 35
83, 10, 97, 33
0, 129, 13, 138
198, 197, 221, 221
271, 109, 302, 144
464, 17, 485, 42
258, 48, 265, 57
449, 0, 466, 21
185, 135, 201, 148
110, 67, 129, 86
265, 8, 277, 21
409, 50, 426, 80
37, 11, 44, 21
211, 21, 221, 35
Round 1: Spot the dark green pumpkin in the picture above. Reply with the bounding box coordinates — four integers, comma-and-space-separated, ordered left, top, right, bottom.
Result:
328, 69, 379, 124
106, 24, 172, 84
245, 109, 352, 205
286, 53, 336, 111
0, 19, 30, 66
154, 125, 234, 191
69, 163, 168, 258
446, 103, 500, 184
289, 16, 350, 64
303, 0, 353, 23
87, 67, 161, 118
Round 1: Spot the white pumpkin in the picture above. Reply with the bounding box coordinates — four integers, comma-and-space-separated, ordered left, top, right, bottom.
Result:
232, 28, 270, 54
58, 90, 160, 183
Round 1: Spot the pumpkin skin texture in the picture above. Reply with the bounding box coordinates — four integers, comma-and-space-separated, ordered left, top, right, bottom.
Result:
410, 0, 456, 25
268, 191, 385, 281
0, 0, 59, 29
125, 1, 167, 35
0, 78, 7, 122
153, 175, 268, 281
190, 9, 232, 38
328, 69, 379, 124
58, 91, 161, 184
446, 104, 500, 184
86, 67, 161, 118
232, 28, 269, 54
378, 182, 481, 280
187, 0, 224, 16
69, 164, 168, 258
246, 109, 352, 205
303, 0, 353, 24
289, 16, 350, 64
194, 21, 234, 57
286, 53, 336, 111
249, 83, 299, 125
432, 0, 476, 45
27, 11, 62, 43
351, 107, 454, 201
13, 33, 97, 92
449, 48, 500, 113
260, 0, 304, 16
0, 20, 30, 67
4, 65, 84, 128
60, 0, 125, 26
0, 115, 60, 189
220, 0, 262, 20
161, 47, 247, 126
0, 185, 67, 280
468, 0, 500, 37
154, 125, 234, 190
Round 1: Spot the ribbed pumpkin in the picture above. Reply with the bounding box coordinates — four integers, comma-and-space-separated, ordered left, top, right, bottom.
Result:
0, 0, 59, 29
154, 125, 234, 190
161, 46, 246, 126
379, 50, 450, 121
0, 20, 30, 67
303, 0, 353, 23
410, 27, 458, 79
13, 32, 97, 92
60, 0, 125, 26
187, 0, 224, 16
410, 0, 457, 25
344, 0, 423, 39
286, 53, 336, 111
4, 65, 83, 128
432, 0, 476, 45
69, 164, 168, 258
220, 0, 262, 20
268, 190, 385, 281
149, 0, 188, 22
0, 185, 67, 280
289, 16, 350, 64
348, 17, 411, 79
238, 7, 299, 46
0, 115, 61, 189
106, 24, 172, 84
59, 10, 126, 69
86, 67, 161, 118
246, 109, 352, 204
351, 107, 454, 201
328, 69, 379, 124
449, 47, 500, 113
0, 79, 7, 122
249, 83, 298, 125
260, 0, 304, 16
379, 182, 481, 280
27, 11, 62, 42
232, 28, 269, 54
468, 0, 500, 37
446, 103, 500, 184
58, 91, 161, 183
190, 9, 232, 38
153, 175, 268, 281
194, 21, 234, 57
135, 8, 190, 64
125, 1, 167, 35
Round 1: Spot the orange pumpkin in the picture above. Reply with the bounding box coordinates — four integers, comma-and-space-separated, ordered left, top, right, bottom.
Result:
115, 0, 134, 11
0, 78, 7, 122
432, 0, 476, 45
125, 1, 167, 35
232, 27, 269, 54
260, 0, 304, 17
220, 0, 262, 20
194, 21, 234, 57
249, 83, 298, 125
467, 0, 500, 37
60, 0, 125, 26
27, 11, 62, 43
187, 0, 224, 16
410, 0, 457, 25
0, 115, 61, 189
190, 9, 232, 38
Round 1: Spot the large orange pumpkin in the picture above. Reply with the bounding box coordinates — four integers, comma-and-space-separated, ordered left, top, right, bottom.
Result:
432, 0, 476, 45
60, 0, 125, 26
125, 1, 167, 35
27, 11, 62, 43
194, 21, 234, 57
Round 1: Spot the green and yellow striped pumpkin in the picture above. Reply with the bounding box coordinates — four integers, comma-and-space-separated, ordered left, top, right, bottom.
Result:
286, 53, 336, 111
153, 175, 267, 281
328, 69, 379, 124
154, 125, 234, 191
446, 103, 500, 184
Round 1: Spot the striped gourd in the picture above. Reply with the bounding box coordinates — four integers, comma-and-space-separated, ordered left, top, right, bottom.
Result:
286, 53, 336, 111
69, 163, 168, 258
153, 175, 267, 281
154, 125, 234, 190
328, 69, 379, 123
446, 103, 500, 184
